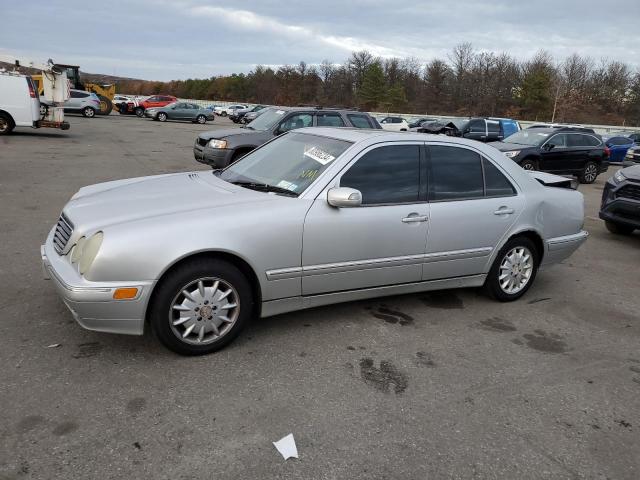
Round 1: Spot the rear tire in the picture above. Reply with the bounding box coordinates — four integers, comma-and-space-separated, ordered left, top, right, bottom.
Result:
483, 236, 539, 302
82, 107, 95, 118
135, 107, 145, 117
0, 113, 15, 135
578, 161, 599, 184
221, 111, 227, 117
196, 114, 206, 124
149, 258, 254, 355
605, 221, 635, 235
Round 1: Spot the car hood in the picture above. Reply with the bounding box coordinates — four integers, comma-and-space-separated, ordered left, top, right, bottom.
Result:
197, 128, 271, 142
63, 172, 276, 232
489, 141, 536, 152
622, 164, 640, 180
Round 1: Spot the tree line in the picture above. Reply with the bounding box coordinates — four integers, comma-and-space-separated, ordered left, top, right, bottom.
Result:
117, 43, 640, 126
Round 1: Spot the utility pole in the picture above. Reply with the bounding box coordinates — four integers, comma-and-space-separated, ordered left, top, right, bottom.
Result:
551, 83, 561, 123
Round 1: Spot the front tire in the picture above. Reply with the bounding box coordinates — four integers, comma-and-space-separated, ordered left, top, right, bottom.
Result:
484, 236, 539, 302
149, 258, 253, 355
157, 112, 167, 122
520, 158, 537, 171
82, 107, 96, 118
579, 161, 599, 184
605, 221, 635, 235
196, 114, 206, 124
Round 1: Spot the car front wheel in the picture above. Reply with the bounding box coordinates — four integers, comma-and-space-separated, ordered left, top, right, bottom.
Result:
520, 158, 537, 171
484, 236, 539, 302
135, 107, 145, 117
82, 107, 95, 118
579, 161, 599, 184
149, 258, 253, 355
157, 112, 167, 122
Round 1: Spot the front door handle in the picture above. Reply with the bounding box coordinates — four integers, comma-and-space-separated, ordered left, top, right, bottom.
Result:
494, 207, 515, 215
402, 214, 428, 223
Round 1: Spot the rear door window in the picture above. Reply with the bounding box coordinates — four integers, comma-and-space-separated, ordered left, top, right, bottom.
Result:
487, 121, 500, 134
483, 158, 516, 197
316, 113, 345, 127
348, 114, 372, 129
428, 146, 484, 201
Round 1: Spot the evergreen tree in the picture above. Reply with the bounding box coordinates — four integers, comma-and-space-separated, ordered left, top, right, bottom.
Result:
358, 63, 386, 110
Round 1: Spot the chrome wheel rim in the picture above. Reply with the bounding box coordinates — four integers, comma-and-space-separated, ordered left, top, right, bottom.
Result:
85, 108, 94, 117
159, 113, 166, 121
169, 277, 240, 345
498, 246, 533, 294
584, 164, 597, 182
522, 162, 535, 171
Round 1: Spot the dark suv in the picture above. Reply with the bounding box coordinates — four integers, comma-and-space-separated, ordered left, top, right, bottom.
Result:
599, 165, 640, 235
194, 107, 381, 168
490, 127, 609, 184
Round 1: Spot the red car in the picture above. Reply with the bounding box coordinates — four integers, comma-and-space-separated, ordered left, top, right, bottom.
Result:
118, 95, 178, 117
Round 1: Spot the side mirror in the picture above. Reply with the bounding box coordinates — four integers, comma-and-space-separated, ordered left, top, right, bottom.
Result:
327, 187, 362, 208
543, 143, 554, 151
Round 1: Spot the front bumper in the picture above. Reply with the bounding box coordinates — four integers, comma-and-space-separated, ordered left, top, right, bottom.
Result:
543, 230, 589, 266
599, 183, 640, 229
193, 142, 234, 168
41, 229, 153, 336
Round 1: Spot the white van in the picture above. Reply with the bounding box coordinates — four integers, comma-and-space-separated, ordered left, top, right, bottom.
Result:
0, 71, 42, 134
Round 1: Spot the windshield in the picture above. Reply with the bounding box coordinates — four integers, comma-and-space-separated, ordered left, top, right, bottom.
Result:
245, 108, 287, 130
503, 130, 550, 146
219, 132, 352, 196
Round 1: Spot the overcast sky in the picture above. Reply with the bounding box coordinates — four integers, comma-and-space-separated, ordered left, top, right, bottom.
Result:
1, 0, 639, 80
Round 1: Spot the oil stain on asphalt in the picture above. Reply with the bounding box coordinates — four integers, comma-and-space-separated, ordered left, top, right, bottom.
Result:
420, 291, 464, 309
514, 329, 568, 353
72, 342, 103, 359
479, 317, 517, 332
359, 358, 408, 394
52, 421, 78, 436
415, 351, 436, 367
368, 305, 414, 325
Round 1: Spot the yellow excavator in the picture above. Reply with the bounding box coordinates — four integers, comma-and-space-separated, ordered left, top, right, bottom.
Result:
32, 64, 115, 115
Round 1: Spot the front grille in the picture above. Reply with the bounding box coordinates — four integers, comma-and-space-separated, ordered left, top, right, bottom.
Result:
617, 183, 640, 201
197, 137, 208, 147
53, 214, 73, 254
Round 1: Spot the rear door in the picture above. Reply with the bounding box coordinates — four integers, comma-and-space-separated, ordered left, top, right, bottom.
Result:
486, 120, 501, 141
566, 133, 596, 171
423, 144, 523, 280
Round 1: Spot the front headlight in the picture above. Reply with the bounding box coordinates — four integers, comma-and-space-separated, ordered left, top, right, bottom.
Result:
208, 139, 228, 149
504, 150, 520, 158
613, 169, 626, 184
79, 232, 103, 275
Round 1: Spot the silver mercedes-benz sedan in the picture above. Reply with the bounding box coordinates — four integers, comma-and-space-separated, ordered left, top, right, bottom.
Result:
42, 128, 588, 355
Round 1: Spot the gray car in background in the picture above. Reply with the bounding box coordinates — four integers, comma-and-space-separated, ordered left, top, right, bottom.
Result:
42, 129, 588, 355
144, 102, 215, 124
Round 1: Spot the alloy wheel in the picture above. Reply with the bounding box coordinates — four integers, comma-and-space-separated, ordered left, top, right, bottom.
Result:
168, 277, 240, 345
584, 164, 598, 183
498, 246, 534, 294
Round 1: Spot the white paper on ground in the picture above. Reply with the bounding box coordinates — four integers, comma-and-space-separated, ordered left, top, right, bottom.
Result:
273, 433, 298, 460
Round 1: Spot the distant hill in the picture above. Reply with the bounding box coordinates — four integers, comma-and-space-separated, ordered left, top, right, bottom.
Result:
0, 61, 142, 85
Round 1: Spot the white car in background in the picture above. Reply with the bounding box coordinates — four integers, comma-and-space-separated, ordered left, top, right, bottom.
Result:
214, 104, 248, 117
379, 116, 409, 132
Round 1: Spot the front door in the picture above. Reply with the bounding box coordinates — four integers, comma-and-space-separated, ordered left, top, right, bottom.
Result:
539, 133, 569, 171
423, 144, 524, 280
302, 143, 428, 295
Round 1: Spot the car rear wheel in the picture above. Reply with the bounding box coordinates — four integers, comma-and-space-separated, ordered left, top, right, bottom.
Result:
149, 258, 253, 355
520, 158, 537, 171
135, 107, 145, 117
157, 112, 167, 122
0, 113, 15, 135
484, 236, 539, 302
220, 111, 227, 117
579, 161, 599, 184
605, 221, 635, 235
196, 114, 206, 124
82, 107, 95, 118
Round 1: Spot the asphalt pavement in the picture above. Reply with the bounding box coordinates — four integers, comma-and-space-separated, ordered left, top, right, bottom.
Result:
1, 113, 639, 479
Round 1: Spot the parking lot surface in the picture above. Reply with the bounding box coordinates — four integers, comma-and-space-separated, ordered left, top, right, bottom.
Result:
1, 114, 639, 479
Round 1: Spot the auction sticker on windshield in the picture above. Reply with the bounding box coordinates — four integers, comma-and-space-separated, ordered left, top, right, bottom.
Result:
304, 146, 335, 165
276, 180, 298, 191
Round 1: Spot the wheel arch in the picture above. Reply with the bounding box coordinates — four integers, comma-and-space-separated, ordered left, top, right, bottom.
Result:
145, 250, 263, 326
504, 229, 545, 263
0, 109, 15, 123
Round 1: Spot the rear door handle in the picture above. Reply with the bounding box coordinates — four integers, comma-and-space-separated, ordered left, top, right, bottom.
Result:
402, 214, 428, 223
494, 207, 515, 215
